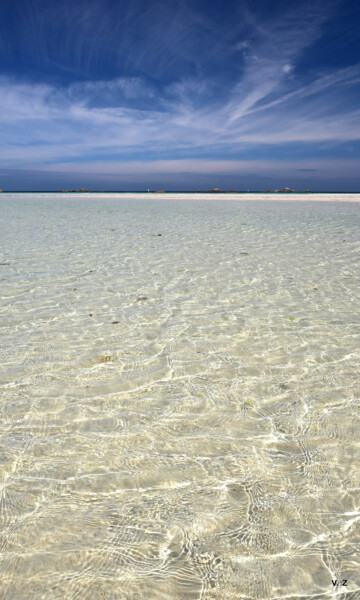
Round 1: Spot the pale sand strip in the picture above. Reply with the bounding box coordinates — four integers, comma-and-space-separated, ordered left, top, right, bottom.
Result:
2, 192, 360, 201
119, 192, 360, 202
59, 192, 360, 202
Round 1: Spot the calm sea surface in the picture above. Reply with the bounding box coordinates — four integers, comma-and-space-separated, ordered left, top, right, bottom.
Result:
0, 193, 359, 599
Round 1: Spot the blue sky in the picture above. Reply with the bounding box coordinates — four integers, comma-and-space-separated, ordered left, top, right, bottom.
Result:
0, 0, 359, 190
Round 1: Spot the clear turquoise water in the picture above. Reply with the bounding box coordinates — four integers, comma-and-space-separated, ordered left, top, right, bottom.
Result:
0, 194, 359, 599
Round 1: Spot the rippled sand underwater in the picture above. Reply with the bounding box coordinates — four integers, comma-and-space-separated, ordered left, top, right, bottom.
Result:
0, 193, 359, 600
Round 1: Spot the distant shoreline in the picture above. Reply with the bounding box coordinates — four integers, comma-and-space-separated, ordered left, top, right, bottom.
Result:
1, 192, 360, 202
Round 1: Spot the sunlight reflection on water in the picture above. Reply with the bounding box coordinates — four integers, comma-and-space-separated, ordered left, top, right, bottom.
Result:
0, 194, 359, 599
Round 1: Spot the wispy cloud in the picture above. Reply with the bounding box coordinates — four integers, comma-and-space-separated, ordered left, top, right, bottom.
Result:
0, 0, 359, 188
224, 1, 339, 123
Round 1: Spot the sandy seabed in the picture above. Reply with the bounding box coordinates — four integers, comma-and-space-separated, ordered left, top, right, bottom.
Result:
0, 193, 359, 599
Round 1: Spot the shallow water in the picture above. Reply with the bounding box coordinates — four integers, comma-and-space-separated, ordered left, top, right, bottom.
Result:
0, 193, 359, 599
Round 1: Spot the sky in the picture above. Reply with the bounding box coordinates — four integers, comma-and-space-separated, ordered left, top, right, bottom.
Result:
0, 0, 359, 191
